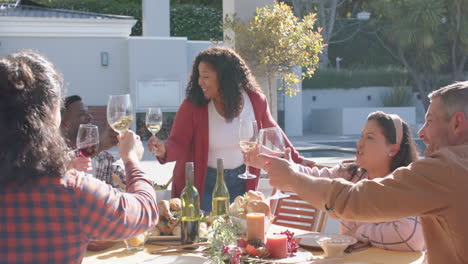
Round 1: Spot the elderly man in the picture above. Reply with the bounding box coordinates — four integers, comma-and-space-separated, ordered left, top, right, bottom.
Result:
259, 82, 468, 264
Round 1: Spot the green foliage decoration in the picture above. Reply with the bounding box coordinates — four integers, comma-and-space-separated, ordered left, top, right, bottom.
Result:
224, 2, 323, 97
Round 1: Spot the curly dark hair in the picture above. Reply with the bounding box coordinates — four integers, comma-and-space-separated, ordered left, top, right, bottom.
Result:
0, 51, 69, 185
186, 46, 261, 121
342, 111, 419, 181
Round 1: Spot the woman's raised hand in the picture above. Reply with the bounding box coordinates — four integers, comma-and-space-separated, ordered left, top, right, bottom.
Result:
147, 136, 166, 161
118, 130, 144, 163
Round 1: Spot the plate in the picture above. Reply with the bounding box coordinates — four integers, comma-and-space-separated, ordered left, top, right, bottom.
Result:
147, 235, 180, 241
140, 255, 210, 264
294, 233, 357, 248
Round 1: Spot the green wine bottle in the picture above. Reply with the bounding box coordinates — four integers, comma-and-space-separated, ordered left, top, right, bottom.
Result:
180, 162, 200, 248
211, 158, 230, 218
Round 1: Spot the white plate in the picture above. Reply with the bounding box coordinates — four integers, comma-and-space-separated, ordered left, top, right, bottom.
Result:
294, 233, 357, 248
140, 255, 210, 264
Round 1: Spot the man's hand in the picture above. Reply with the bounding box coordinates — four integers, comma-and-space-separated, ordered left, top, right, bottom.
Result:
71, 156, 92, 172
118, 130, 143, 164
259, 149, 296, 192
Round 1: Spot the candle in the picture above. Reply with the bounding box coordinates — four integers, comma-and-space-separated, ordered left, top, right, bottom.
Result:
266, 234, 288, 259
246, 213, 265, 242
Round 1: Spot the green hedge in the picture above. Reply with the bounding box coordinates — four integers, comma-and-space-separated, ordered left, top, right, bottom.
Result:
170, 5, 222, 40
302, 67, 410, 89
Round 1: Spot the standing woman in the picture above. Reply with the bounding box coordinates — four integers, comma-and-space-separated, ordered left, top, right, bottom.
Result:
148, 46, 306, 211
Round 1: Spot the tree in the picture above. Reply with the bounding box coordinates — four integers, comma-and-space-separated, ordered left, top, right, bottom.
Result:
287, 0, 361, 68
224, 2, 323, 112
368, 0, 468, 109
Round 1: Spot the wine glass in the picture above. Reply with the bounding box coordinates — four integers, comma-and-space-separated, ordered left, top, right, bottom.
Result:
238, 119, 258, 179
146, 107, 163, 155
258, 126, 289, 200
76, 124, 99, 174
107, 94, 133, 166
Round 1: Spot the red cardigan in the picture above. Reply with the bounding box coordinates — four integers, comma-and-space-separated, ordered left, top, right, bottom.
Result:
163, 90, 304, 202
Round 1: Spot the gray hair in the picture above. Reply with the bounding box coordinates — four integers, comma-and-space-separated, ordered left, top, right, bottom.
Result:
429, 81, 468, 120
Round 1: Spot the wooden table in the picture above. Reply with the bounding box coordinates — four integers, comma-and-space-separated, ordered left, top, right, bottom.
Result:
83, 225, 423, 264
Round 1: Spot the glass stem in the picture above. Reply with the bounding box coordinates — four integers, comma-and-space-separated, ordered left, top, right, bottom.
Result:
245, 165, 250, 175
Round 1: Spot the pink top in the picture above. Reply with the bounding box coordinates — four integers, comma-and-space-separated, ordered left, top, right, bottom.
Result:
298, 165, 425, 252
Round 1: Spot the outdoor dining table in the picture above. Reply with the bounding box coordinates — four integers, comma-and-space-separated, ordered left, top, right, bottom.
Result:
83, 224, 423, 264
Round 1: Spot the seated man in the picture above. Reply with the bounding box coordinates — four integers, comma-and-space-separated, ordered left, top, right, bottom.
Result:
61, 95, 125, 188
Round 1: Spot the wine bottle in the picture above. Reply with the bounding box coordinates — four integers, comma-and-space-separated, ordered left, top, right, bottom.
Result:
212, 158, 230, 218
180, 162, 200, 248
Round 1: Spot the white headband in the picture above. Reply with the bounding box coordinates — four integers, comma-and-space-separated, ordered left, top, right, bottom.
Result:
389, 114, 403, 145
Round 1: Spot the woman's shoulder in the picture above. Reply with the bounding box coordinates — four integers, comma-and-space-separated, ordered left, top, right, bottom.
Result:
179, 98, 207, 112
246, 90, 266, 103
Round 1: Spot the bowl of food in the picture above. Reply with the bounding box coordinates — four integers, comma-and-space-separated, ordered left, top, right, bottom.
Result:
317, 236, 357, 258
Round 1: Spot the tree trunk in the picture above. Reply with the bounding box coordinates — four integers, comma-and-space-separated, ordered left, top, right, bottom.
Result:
252, 68, 278, 121
319, 45, 330, 68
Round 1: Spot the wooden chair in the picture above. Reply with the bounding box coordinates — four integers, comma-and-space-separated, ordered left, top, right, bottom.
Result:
272, 191, 327, 232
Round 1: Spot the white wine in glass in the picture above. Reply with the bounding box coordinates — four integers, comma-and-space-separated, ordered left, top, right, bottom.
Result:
107, 94, 133, 167
107, 94, 133, 134
238, 119, 258, 179
146, 107, 163, 157
258, 126, 289, 200
146, 107, 163, 136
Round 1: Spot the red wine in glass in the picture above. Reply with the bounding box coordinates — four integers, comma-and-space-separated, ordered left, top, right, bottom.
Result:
78, 143, 99, 157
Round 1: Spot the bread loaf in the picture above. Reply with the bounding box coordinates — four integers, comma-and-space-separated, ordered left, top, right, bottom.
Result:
246, 200, 271, 218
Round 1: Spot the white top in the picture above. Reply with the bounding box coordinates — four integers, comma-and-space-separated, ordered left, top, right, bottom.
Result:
207, 92, 255, 169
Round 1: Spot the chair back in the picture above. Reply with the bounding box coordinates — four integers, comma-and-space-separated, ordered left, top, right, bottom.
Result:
272, 192, 327, 232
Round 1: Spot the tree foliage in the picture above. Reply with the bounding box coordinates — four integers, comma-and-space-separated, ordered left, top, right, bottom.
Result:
367, 0, 468, 109
224, 2, 323, 97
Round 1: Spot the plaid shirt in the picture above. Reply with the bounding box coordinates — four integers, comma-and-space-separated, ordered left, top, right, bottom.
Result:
92, 151, 126, 189
0, 161, 158, 264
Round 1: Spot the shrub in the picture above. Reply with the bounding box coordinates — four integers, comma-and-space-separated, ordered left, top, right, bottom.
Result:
381, 86, 414, 107
170, 5, 222, 40
302, 67, 410, 89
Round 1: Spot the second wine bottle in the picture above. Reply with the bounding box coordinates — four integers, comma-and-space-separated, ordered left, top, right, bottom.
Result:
211, 158, 230, 218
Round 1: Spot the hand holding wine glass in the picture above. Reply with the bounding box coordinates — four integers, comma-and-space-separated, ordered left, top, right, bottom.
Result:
107, 94, 133, 166
238, 119, 258, 179
76, 124, 99, 173
76, 124, 100, 157
118, 130, 144, 164
258, 126, 289, 200
146, 107, 163, 156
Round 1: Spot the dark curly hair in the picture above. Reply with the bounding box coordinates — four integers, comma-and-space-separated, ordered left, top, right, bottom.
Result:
0, 51, 69, 185
186, 46, 261, 121
342, 111, 419, 180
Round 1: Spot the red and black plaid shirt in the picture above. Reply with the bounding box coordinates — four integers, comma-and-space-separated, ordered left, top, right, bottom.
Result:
0, 161, 158, 264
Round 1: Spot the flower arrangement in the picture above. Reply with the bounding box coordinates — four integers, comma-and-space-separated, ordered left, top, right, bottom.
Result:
206, 217, 300, 264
